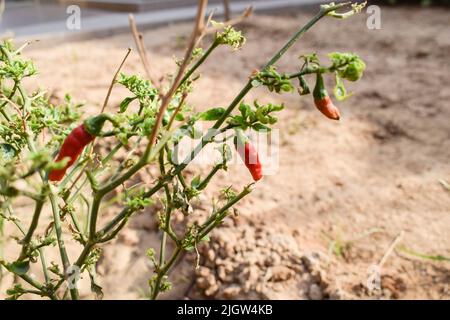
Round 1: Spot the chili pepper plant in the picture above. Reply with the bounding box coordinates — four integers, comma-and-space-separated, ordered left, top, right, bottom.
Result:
0, 1, 367, 300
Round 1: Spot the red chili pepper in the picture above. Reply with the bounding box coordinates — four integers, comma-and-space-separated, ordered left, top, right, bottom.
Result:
313, 73, 340, 120
49, 114, 114, 182
48, 124, 94, 181
234, 129, 263, 182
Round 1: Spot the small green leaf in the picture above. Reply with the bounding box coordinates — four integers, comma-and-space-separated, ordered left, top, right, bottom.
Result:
228, 115, 246, 127
252, 123, 271, 132
175, 113, 185, 121
199, 108, 226, 121
9, 260, 30, 275
297, 75, 310, 96
0, 143, 17, 163
119, 96, 137, 113
239, 103, 252, 119
280, 82, 294, 92
191, 175, 201, 189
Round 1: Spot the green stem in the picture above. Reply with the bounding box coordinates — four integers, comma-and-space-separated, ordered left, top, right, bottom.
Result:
58, 157, 88, 191
49, 189, 79, 300
198, 185, 252, 239
18, 186, 47, 260
88, 194, 103, 241
19, 274, 53, 298
69, 209, 87, 245
197, 165, 221, 191
98, 218, 128, 243
158, 148, 174, 266
151, 246, 182, 300
38, 248, 51, 285
151, 186, 252, 300
108, 137, 143, 183
0, 81, 17, 121
66, 178, 89, 206
177, 40, 219, 90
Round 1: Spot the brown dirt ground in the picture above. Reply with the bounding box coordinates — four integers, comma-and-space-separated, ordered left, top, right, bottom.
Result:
1, 6, 449, 299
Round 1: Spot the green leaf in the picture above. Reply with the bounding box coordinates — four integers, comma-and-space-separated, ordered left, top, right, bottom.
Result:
119, 97, 137, 113
191, 175, 201, 189
252, 123, 271, 132
297, 75, 310, 96
162, 111, 170, 126
199, 108, 226, 121
9, 260, 30, 275
228, 115, 246, 127
280, 82, 294, 92
175, 113, 185, 121
0, 143, 17, 163
239, 103, 252, 119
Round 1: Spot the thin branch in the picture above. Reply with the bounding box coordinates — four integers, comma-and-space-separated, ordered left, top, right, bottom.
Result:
167, 92, 187, 130
195, 9, 215, 46
49, 186, 79, 300
101, 48, 132, 113
18, 188, 47, 260
128, 14, 159, 88
151, 246, 182, 300
148, 0, 208, 148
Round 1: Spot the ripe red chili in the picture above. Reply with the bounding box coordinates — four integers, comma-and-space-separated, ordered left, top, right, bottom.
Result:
234, 130, 263, 182
49, 124, 94, 181
313, 73, 340, 121
49, 114, 113, 182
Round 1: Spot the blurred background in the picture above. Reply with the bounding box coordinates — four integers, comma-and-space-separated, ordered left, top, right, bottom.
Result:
0, 0, 449, 300
1, 0, 328, 39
